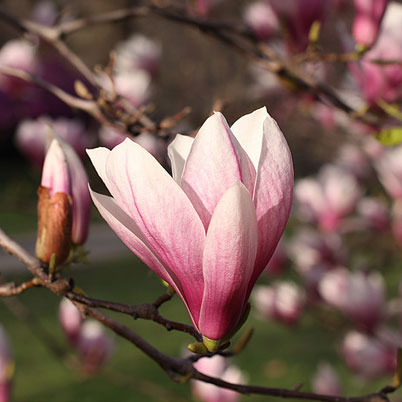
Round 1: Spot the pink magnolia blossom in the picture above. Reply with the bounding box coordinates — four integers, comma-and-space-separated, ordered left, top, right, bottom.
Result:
114, 34, 161, 77
357, 197, 389, 231
312, 363, 342, 396
0, 39, 38, 94
335, 144, 370, 180
352, 0, 389, 47
187, 0, 222, 18
77, 321, 114, 375
0, 326, 13, 402
253, 282, 304, 325
350, 2, 402, 104
87, 107, 293, 345
342, 331, 396, 378
288, 229, 345, 274
36, 136, 90, 264
375, 144, 402, 200
15, 116, 95, 168
295, 165, 361, 232
59, 298, 83, 346
319, 268, 385, 331
268, 0, 332, 52
192, 355, 245, 402
392, 200, 402, 246
244, 2, 279, 42
264, 239, 287, 276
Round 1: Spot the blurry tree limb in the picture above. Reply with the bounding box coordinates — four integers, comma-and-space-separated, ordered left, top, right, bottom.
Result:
0, 4, 383, 127
0, 229, 398, 402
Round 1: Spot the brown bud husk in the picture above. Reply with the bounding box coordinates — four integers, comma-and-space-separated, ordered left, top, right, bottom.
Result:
36, 186, 73, 266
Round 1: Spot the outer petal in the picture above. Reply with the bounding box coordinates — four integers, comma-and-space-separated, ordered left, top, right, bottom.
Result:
198, 182, 258, 340
87, 147, 111, 188
181, 113, 256, 230
89, 189, 199, 328
100, 139, 206, 324
167, 134, 194, 183
230, 106, 268, 169
245, 111, 293, 292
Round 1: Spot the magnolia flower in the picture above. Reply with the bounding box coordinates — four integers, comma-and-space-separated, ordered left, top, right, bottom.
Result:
253, 282, 304, 325
375, 144, 402, 200
15, 116, 95, 168
87, 107, 293, 347
244, 2, 279, 42
319, 268, 385, 331
0, 326, 13, 402
392, 200, 402, 246
264, 239, 287, 276
114, 34, 161, 77
357, 197, 389, 231
312, 363, 342, 396
59, 298, 83, 345
36, 137, 90, 265
288, 229, 345, 274
335, 144, 370, 180
268, 0, 332, 52
187, 0, 222, 18
0, 39, 38, 94
295, 165, 361, 232
352, 0, 389, 47
342, 331, 395, 378
77, 321, 114, 375
192, 355, 245, 402
350, 2, 402, 104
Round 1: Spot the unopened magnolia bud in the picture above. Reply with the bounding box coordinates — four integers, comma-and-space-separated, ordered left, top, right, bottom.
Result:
36, 139, 72, 266
36, 135, 90, 266
0, 325, 14, 402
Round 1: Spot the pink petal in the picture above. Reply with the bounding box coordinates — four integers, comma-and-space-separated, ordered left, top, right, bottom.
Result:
167, 134, 194, 183
251, 114, 294, 288
181, 112, 256, 230
198, 182, 258, 340
86, 147, 111, 188
89, 188, 199, 328
98, 139, 206, 324
231, 108, 293, 292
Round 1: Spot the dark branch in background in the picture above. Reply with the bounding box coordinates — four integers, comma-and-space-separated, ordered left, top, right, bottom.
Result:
0, 228, 397, 402
0, 4, 384, 130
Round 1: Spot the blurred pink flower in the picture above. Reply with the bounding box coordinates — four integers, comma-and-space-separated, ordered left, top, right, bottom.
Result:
350, 2, 402, 104
319, 268, 385, 331
288, 229, 345, 274
0, 326, 13, 402
187, 0, 222, 18
192, 355, 245, 402
295, 165, 361, 232
77, 321, 114, 375
114, 34, 161, 77
0, 39, 38, 95
357, 197, 389, 231
253, 282, 304, 326
335, 144, 371, 180
391, 200, 402, 246
342, 331, 395, 378
375, 144, 402, 200
59, 298, 83, 346
15, 116, 95, 168
244, 2, 279, 42
352, 0, 389, 47
87, 107, 293, 345
264, 239, 288, 276
268, 0, 332, 52
312, 362, 342, 396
